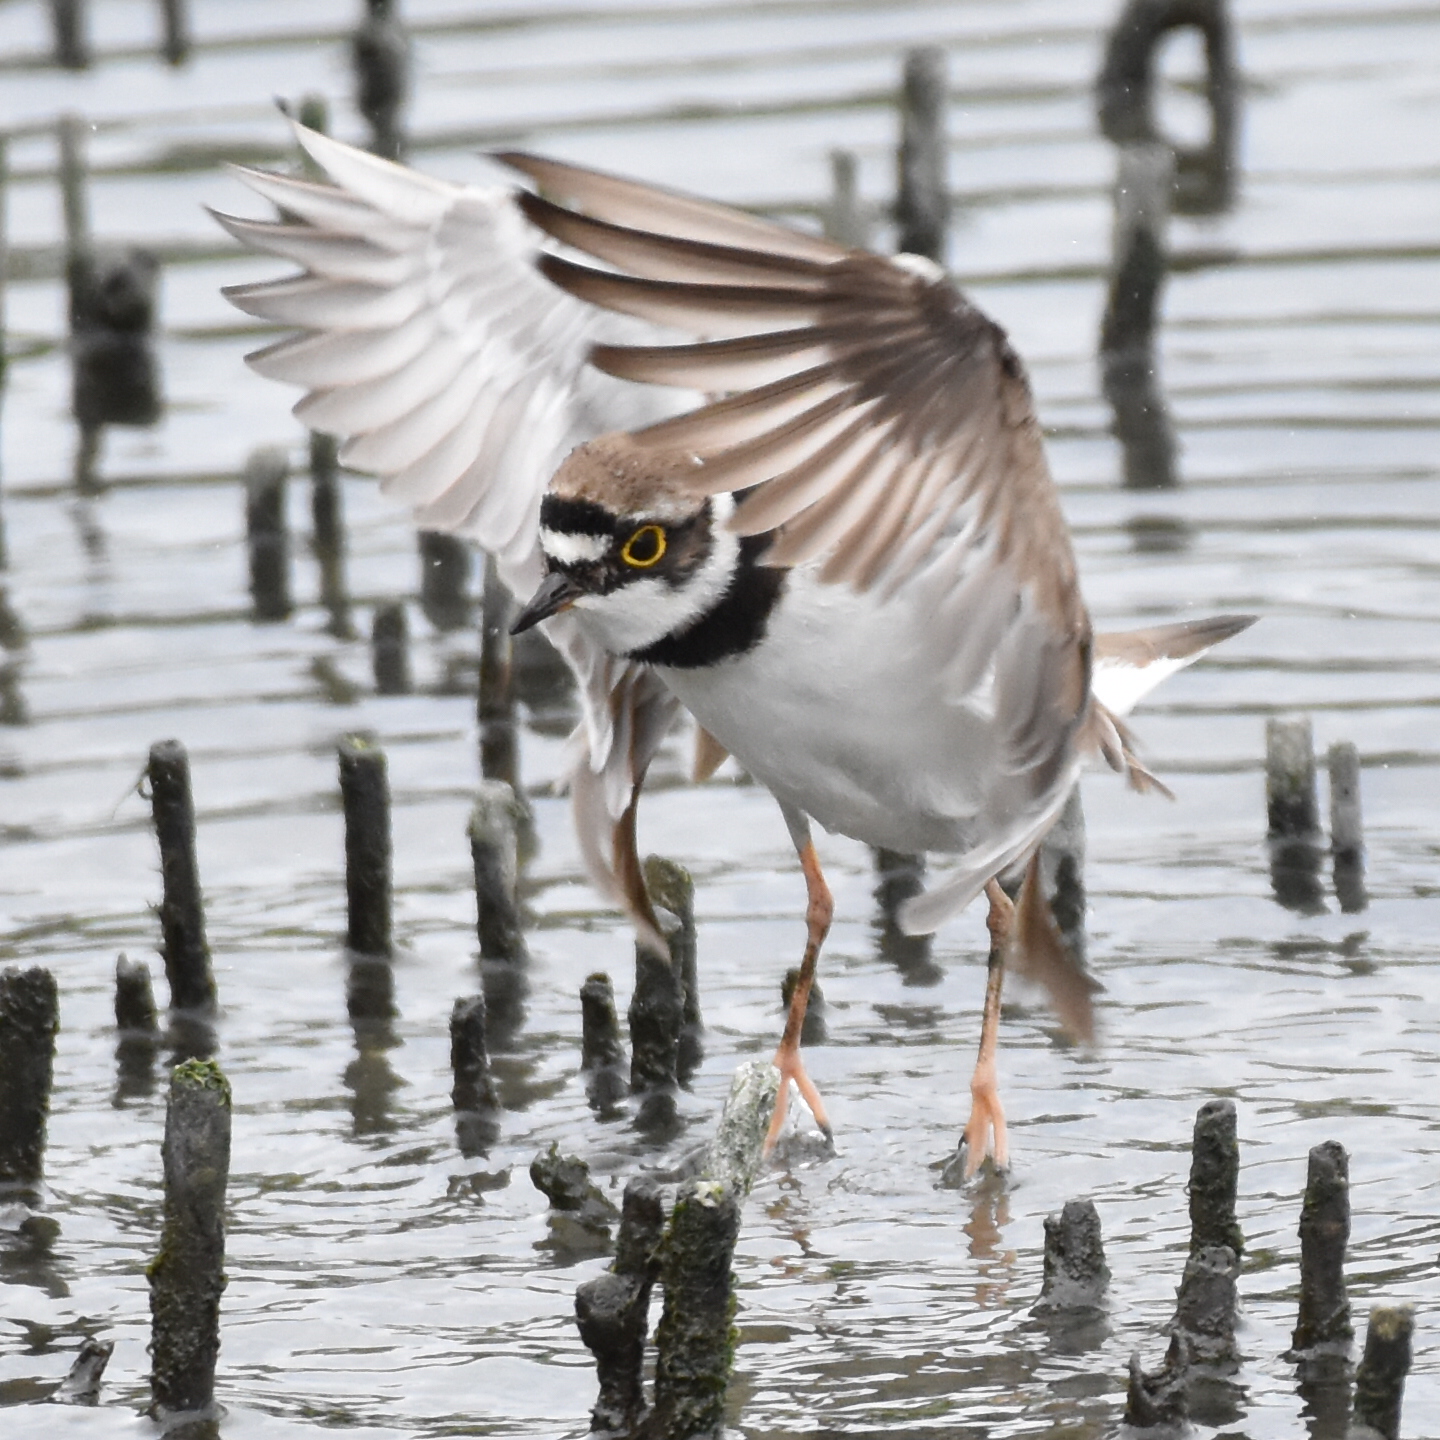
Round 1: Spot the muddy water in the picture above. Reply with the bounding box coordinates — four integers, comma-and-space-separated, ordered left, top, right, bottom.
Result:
1, 0, 1439, 1435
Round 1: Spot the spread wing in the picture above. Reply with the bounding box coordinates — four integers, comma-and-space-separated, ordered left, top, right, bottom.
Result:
213, 123, 696, 918
498, 153, 1095, 924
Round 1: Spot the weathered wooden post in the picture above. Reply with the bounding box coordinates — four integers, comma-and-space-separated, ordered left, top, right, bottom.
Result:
148, 1059, 231, 1419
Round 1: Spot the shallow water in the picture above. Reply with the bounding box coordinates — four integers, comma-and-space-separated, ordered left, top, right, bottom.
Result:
1, 0, 1439, 1435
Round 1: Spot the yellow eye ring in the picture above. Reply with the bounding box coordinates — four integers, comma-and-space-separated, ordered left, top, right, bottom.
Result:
620, 524, 667, 568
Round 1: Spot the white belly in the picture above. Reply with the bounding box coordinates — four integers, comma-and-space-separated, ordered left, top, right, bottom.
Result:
653, 574, 1002, 853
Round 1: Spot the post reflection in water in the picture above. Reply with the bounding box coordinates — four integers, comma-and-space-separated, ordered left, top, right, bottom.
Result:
873, 850, 943, 986
345, 954, 403, 1138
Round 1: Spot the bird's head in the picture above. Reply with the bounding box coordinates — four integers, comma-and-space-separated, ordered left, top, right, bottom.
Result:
511, 432, 738, 657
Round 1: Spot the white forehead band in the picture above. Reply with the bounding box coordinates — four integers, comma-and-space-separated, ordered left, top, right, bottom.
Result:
540, 529, 610, 566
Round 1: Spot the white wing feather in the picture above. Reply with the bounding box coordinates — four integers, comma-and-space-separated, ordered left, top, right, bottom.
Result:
216, 124, 692, 905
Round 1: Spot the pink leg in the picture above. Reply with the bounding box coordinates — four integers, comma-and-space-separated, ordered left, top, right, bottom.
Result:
961, 880, 1014, 1179
764, 839, 835, 1153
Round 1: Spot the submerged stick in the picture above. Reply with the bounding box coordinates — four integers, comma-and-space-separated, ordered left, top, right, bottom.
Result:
895, 47, 949, 262
339, 736, 392, 958
54, 1337, 113, 1405
0, 966, 59, 1186
1292, 1140, 1352, 1355
148, 1059, 231, 1418
147, 740, 216, 1012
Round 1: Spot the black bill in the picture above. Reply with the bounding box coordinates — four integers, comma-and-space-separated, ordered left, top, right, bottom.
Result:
510, 570, 586, 635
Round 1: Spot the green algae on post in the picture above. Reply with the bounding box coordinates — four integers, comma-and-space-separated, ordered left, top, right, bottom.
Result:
148, 1059, 232, 1418
651, 1179, 742, 1440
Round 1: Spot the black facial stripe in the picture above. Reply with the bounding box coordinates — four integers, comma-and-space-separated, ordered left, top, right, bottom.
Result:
630, 533, 786, 669
539, 495, 618, 538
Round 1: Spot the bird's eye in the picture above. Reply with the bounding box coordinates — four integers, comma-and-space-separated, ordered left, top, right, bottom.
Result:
620, 524, 667, 568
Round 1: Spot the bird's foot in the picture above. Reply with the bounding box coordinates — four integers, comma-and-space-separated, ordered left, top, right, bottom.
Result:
763, 1042, 833, 1156
959, 1057, 1008, 1180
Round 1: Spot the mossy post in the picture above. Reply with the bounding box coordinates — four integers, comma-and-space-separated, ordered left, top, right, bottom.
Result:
895, 47, 948, 263
470, 780, 527, 964
651, 1179, 742, 1439
1350, 1305, 1413, 1440
1188, 1098, 1242, 1256
0, 966, 59, 1187
0, 134, 8, 571
450, 995, 498, 1155
418, 531, 471, 632
244, 446, 292, 622
148, 1059, 231, 1418
1291, 1140, 1352, 1354
371, 601, 410, 695
159, 0, 189, 66
353, 0, 410, 163
1032, 1198, 1109, 1316
644, 854, 703, 1079
629, 934, 682, 1128
574, 1177, 665, 1435
1126, 1332, 1189, 1429
147, 740, 216, 1013
580, 972, 628, 1112
114, 954, 159, 1098
1100, 142, 1177, 490
52, 0, 90, 69
339, 735, 392, 958
825, 148, 866, 249
1267, 717, 1320, 839
1096, 0, 1238, 215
